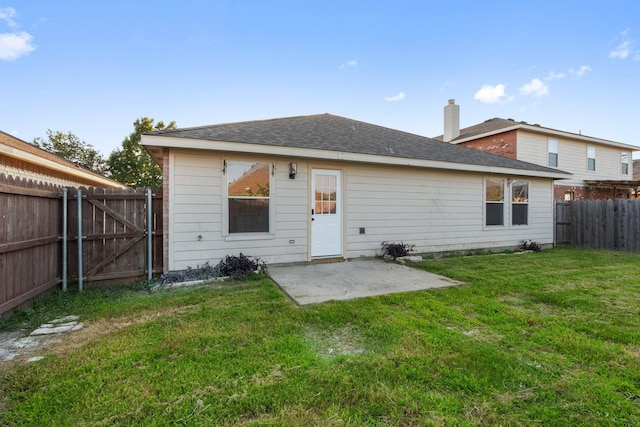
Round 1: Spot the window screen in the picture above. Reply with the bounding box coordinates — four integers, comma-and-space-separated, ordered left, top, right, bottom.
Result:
485, 178, 505, 226
227, 162, 270, 233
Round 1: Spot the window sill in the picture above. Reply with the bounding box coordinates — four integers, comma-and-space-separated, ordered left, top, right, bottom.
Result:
224, 233, 275, 242
483, 225, 505, 230
483, 224, 530, 230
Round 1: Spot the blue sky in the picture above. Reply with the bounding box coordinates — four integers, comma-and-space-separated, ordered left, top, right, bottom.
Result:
1, 1, 639, 157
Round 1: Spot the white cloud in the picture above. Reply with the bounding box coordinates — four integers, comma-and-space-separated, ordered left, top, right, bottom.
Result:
610, 29, 634, 59
570, 65, 591, 77
0, 31, 35, 60
520, 78, 549, 98
545, 71, 566, 81
474, 84, 506, 103
610, 40, 631, 59
0, 8, 35, 61
0, 7, 18, 28
384, 91, 405, 102
339, 59, 358, 70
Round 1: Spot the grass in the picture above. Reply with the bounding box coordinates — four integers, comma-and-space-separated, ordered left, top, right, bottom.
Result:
1, 247, 639, 425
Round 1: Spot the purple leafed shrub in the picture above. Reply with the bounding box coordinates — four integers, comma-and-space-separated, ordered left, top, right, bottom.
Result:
161, 262, 219, 285
381, 241, 416, 260
161, 254, 267, 284
520, 240, 542, 252
216, 253, 267, 279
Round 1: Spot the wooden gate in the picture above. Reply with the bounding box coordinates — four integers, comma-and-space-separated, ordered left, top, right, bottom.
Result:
67, 187, 163, 285
1, 177, 164, 316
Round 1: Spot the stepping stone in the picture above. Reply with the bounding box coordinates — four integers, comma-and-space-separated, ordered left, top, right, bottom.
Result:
30, 321, 84, 336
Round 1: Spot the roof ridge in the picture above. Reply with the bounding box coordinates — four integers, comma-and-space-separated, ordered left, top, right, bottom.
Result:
149, 113, 334, 135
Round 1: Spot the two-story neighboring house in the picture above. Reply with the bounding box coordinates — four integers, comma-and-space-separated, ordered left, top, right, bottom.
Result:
436, 100, 640, 200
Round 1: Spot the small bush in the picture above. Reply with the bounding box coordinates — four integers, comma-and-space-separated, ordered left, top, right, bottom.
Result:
161, 254, 267, 284
161, 262, 220, 285
381, 241, 416, 260
520, 240, 542, 252
215, 253, 267, 280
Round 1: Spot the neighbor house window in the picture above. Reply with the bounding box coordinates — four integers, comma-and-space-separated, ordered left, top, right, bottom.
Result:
621, 153, 629, 175
548, 139, 558, 167
227, 161, 270, 233
485, 178, 505, 226
587, 146, 596, 171
511, 180, 529, 225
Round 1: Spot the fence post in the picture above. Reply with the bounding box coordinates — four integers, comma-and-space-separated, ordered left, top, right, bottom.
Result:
77, 188, 83, 291
147, 187, 153, 282
62, 188, 68, 291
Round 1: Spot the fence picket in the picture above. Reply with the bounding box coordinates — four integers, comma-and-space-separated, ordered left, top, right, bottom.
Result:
0, 172, 163, 316
605, 199, 614, 250
0, 174, 62, 315
555, 199, 640, 252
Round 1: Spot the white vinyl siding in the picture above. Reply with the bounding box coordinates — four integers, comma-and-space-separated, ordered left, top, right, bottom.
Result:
167, 149, 556, 268
517, 130, 634, 184
168, 150, 309, 270
345, 167, 552, 257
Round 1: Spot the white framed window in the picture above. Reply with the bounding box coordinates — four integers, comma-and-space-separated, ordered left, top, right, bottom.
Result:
226, 161, 271, 234
548, 139, 558, 167
587, 146, 596, 172
485, 178, 505, 226
511, 180, 529, 225
621, 153, 629, 175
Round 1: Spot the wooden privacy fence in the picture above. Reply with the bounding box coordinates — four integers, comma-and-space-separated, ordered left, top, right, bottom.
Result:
0, 175, 62, 315
0, 174, 162, 316
555, 199, 640, 252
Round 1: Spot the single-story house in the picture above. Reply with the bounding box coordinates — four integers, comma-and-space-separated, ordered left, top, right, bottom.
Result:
0, 130, 125, 188
141, 114, 570, 271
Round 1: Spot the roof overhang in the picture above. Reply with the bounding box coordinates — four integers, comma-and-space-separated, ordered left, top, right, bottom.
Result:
453, 124, 640, 152
143, 135, 571, 180
584, 180, 640, 189
0, 142, 126, 188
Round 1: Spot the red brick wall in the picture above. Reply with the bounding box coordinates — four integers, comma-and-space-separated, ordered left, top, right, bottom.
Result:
554, 184, 632, 201
458, 130, 518, 159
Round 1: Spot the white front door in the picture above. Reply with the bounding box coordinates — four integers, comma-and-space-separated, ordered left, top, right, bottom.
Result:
311, 169, 342, 258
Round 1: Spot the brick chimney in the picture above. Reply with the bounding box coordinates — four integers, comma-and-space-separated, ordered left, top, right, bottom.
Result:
443, 99, 460, 142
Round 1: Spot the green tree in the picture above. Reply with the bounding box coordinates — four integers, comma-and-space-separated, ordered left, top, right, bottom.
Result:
32, 130, 107, 174
108, 117, 176, 188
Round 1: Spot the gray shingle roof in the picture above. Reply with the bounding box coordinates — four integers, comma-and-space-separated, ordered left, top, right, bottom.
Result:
148, 114, 567, 175
455, 118, 520, 140
433, 117, 519, 141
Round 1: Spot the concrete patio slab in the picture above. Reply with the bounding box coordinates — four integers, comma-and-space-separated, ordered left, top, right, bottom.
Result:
268, 258, 464, 305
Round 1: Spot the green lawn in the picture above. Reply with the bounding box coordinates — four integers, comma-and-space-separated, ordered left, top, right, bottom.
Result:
1, 247, 639, 426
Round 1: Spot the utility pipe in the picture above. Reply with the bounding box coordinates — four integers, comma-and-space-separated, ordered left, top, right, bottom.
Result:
147, 188, 153, 282
77, 188, 83, 291
62, 188, 68, 291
